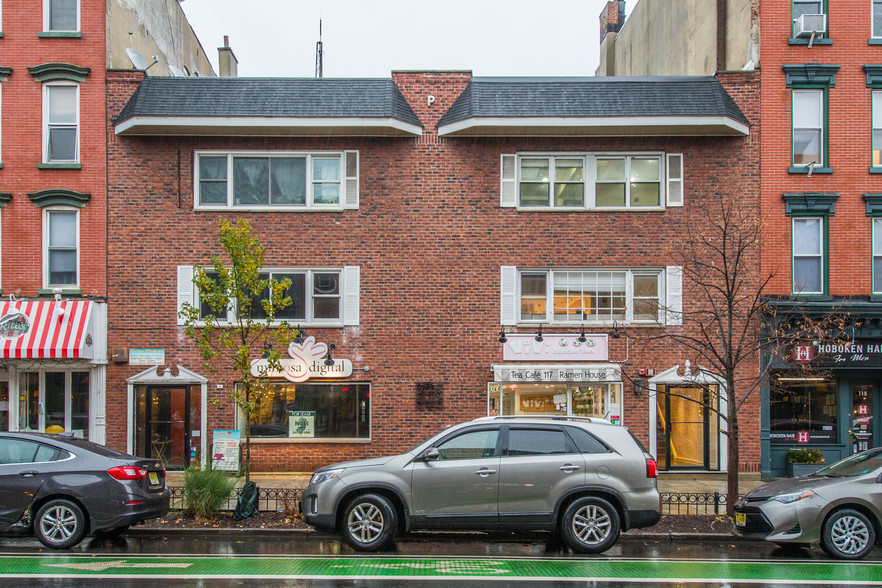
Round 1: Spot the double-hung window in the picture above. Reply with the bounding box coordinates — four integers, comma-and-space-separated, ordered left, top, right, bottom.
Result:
43, 0, 79, 33
502, 152, 682, 210
792, 217, 824, 294
44, 208, 79, 288
791, 0, 826, 41
875, 0, 882, 40
44, 84, 79, 163
505, 268, 667, 325
792, 89, 824, 168
195, 151, 359, 210
874, 218, 882, 294
874, 91, 882, 167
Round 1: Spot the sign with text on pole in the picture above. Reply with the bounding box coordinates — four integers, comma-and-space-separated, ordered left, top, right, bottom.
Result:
250, 337, 352, 383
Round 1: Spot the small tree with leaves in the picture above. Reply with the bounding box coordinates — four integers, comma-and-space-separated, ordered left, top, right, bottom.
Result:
179, 219, 294, 483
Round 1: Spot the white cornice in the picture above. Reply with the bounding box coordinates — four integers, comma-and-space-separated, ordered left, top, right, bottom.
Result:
114, 116, 423, 137
437, 116, 749, 137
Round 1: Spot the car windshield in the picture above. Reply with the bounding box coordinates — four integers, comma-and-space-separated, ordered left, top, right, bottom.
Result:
814, 449, 882, 477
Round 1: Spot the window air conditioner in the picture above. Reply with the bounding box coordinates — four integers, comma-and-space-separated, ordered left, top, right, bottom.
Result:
794, 13, 827, 38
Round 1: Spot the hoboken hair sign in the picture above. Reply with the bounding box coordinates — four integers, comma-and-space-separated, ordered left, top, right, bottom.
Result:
791, 339, 882, 368
502, 334, 609, 362
250, 337, 352, 383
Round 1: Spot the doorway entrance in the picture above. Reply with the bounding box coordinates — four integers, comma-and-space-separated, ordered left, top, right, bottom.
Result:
656, 384, 720, 470
135, 385, 201, 470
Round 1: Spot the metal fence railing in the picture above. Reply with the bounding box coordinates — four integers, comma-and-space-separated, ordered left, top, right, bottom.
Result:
168, 487, 730, 517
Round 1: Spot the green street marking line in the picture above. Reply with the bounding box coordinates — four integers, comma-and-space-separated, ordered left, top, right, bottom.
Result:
0, 555, 880, 584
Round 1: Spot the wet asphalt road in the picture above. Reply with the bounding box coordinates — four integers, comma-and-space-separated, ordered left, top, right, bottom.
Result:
0, 530, 880, 587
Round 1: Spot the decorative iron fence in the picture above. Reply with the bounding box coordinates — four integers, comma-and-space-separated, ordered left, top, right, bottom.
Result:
168, 487, 732, 517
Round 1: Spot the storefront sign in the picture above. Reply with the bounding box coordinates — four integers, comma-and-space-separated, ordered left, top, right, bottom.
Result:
503, 334, 608, 362
0, 312, 29, 339
791, 339, 882, 368
493, 364, 619, 382
212, 430, 240, 471
250, 337, 353, 382
770, 430, 837, 444
129, 348, 166, 365
288, 411, 315, 438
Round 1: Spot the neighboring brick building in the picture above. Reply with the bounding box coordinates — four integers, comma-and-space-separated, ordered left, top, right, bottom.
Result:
105, 69, 759, 474
597, 0, 882, 478
0, 0, 211, 444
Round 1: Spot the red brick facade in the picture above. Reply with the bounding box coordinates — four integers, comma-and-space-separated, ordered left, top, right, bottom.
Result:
105, 70, 761, 474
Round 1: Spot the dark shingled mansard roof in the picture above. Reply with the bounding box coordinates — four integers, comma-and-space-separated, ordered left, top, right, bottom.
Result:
437, 76, 750, 135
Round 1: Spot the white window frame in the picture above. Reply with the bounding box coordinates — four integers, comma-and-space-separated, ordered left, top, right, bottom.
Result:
512, 268, 664, 325
43, 0, 80, 33
43, 207, 80, 289
792, 0, 825, 38
194, 151, 359, 211
179, 266, 359, 327
792, 89, 824, 168
873, 218, 882, 294
874, 91, 882, 168
502, 152, 679, 211
875, 0, 882, 39
43, 82, 80, 163
792, 216, 824, 295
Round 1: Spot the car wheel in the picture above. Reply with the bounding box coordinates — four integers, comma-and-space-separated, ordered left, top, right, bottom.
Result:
821, 509, 876, 560
560, 496, 621, 554
95, 525, 130, 538
34, 499, 87, 549
341, 493, 396, 552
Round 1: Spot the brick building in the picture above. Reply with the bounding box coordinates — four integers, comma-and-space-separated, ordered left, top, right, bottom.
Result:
105, 68, 760, 474
597, 0, 882, 478
0, 0, 211, 444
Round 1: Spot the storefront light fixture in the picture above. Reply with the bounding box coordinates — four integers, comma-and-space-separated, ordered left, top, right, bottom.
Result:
498, 329, 508, 344
324, 343, 336, 366
610, 321, 621, 339
578, 325, 587, 343
535, 324, 544, 342
8, 294, 20, 311
262, 343, 272, 359
294, 325, 305, 345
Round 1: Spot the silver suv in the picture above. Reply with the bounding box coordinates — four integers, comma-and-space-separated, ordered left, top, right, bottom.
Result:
301, 416, 661, 552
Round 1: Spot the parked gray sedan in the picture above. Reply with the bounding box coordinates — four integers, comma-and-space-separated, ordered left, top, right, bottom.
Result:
734, 448, 882, 559
302, 416, 661, 552
0, 432, 169, 549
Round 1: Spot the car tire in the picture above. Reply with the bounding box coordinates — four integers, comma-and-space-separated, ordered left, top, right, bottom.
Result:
34, 499, 87, 549
560, 496, 621, 554
341, 493, 396, 552
821, 509, 876, 560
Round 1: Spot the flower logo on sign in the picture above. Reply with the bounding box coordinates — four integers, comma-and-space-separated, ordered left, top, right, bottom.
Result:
284, 337, 328, 383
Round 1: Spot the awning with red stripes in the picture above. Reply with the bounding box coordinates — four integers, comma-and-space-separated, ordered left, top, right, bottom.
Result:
0, 300, 95, 359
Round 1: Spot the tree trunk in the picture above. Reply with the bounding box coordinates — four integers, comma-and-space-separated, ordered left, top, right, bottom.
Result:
726, 377, 739, 518
243, 385, 251, 484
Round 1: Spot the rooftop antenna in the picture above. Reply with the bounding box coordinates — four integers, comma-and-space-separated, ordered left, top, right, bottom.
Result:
315, 19, 323, 78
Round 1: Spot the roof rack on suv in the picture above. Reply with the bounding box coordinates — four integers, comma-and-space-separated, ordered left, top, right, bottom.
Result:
476, 415, 611, 424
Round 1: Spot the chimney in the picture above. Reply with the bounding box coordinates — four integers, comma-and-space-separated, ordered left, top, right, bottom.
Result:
218, 35, 238, 78
599, 1, 626, 42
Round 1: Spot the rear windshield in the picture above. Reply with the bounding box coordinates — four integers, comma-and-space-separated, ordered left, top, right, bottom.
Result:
57, 436, 132, 459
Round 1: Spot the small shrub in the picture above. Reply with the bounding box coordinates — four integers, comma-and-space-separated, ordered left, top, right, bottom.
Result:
183, 465, 237, 520
786, 448, 825, 464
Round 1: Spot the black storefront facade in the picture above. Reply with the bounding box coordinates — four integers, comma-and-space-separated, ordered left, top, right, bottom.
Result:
762, 299, 882, 478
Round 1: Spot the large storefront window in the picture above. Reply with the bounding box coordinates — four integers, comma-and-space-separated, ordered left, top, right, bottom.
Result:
770, 375, 838, 443
16, 371, 89, 437
243, 382, 370, 439
489, 382, 622, 423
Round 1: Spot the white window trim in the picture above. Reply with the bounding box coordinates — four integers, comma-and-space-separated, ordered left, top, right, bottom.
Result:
194, 150, 358, 211
43, 0, 80, 33
792, 216, 825, 295
501, 151, 673, 211
873, 91, 882, 168
504, 267, 668, 326
178, 266, 359, 327
875, 0, 882, 39
792, 88, 824, 168
873, 218, 882, 295
42, 207, 80, 289
43, 82, 80, 164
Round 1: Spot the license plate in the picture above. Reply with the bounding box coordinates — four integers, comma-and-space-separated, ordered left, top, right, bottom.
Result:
735, 512, 746, 527
148, 472, 160, 485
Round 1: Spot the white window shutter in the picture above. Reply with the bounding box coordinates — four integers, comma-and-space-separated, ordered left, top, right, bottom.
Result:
343, 266, 360, 325
177, 265, 195, 325
666, 153, 684, 207
500, 266, 518, 325
665, 266, 683, 326
343, 151, 359, 209
500, 154, 517, 207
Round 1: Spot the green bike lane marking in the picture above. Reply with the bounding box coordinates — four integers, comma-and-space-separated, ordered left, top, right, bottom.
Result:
0, 555, 880, 583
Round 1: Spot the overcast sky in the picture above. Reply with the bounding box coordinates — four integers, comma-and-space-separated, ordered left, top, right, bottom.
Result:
180, 0, 636, 78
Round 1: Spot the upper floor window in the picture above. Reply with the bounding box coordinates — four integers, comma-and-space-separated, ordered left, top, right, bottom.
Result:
792, 89, 824, 168
874, 91, 882, 167
44, 208, 79, 287
873, 218, 882, 294
501, 266, 682, 326
44, 84, 79, 163
44, 0, 79, 33
500, 153, 683, 210
195, 151, 359, 210
177, 265, 360, 327
875, 0, 882, 39
791, 0, 827, 41
792, 216, 824, 295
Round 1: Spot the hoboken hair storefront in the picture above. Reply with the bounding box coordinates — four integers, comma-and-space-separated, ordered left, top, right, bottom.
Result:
489, 333, 623, 423
764, 336, 882, 478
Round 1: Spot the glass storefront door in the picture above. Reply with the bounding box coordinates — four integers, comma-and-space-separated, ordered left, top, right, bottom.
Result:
0, 377, 8, 430
852, 382, 874, 453
656, 384, 720, 470
135, 385, 201, 469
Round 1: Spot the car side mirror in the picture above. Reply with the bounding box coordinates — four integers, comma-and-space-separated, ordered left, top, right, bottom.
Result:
876, 472, 882, 484
421, 447, 440, 461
